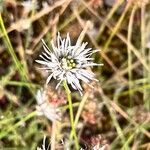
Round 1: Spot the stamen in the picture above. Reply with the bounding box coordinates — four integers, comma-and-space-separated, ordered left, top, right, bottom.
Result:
61, 57, 76, 70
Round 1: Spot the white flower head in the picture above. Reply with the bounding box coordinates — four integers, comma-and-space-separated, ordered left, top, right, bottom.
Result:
36, 32, 103, 95
36, 89, 61, 122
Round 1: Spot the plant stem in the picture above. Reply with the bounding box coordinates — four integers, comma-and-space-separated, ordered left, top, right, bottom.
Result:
63, 80, 79, 150
51, 121, 56, 150
70, 93, 88, 140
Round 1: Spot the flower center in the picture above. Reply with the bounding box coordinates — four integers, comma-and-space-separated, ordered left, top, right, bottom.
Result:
61, 57, 76, 70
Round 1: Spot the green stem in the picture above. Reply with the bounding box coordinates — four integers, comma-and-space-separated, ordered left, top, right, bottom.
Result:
63, 81, 79, 150
70, 93, 88, 140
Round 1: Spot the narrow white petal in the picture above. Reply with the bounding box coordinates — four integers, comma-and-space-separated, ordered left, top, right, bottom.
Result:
75, 42, 88, 55
43, 45, 52, 56
78, 69, 95, 80
36, 60, 58, 69
65, 33, 71, 50
41, 39, 53, 57
75, 72, 90, 83
42, 52, 51, 60
55, 79, 63, 89
66, 72, 77, 90
51, 40, 60, 57
41, 39, 51, 51
35, 60, 49, 65
39, 55, 49, 62
37, 67, 52, 70
61, 39, 66, 55
57, 32, 62, 49
76, 57, 93, 61
80, 63, 103, 68
76, 48, 92, 57
46, 73, 54, 85
67, 72, 83, 91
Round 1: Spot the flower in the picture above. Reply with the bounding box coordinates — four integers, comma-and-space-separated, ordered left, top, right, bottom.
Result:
36, 33, 103, 95
36, 88, 61, 122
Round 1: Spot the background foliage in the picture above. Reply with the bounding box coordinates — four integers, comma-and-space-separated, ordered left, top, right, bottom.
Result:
0, 0, 150, 149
